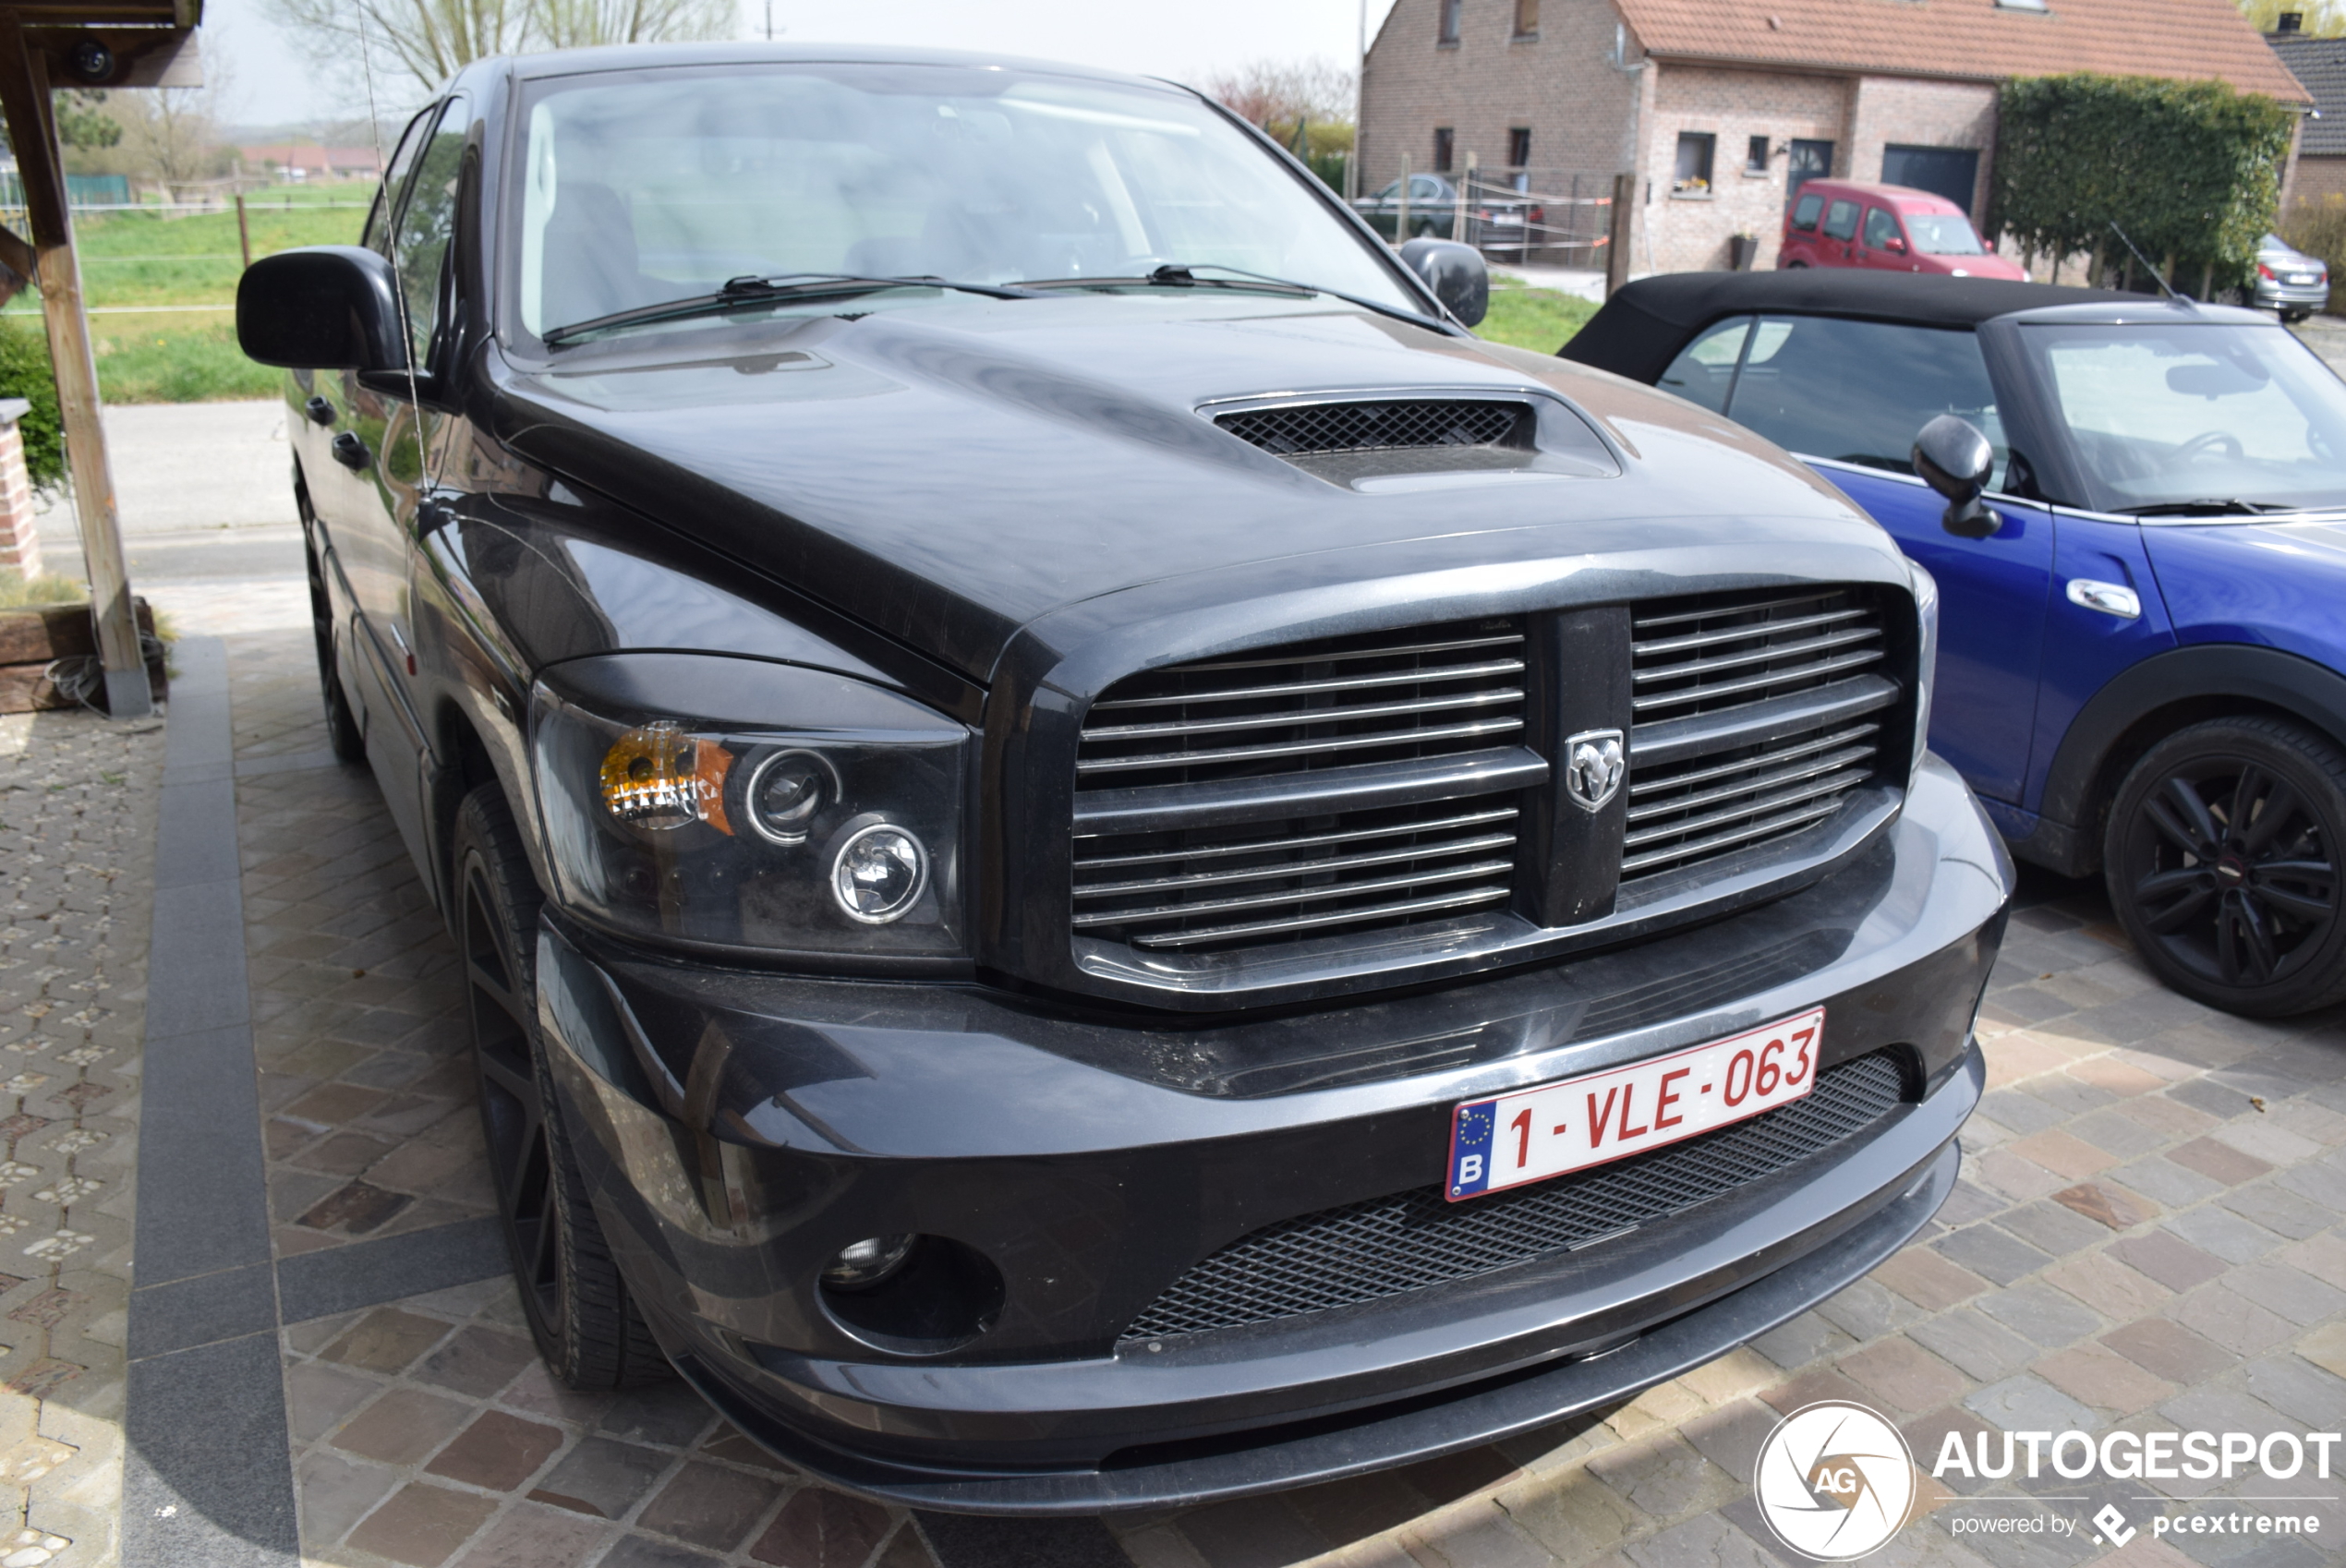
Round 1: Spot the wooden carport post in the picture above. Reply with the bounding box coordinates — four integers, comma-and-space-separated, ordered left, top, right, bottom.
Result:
0, 12, 147, 716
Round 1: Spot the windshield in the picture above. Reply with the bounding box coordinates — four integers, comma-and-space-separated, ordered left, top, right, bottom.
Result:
510, 63, 1415, 343
2022, 322, 2346, 513
1904, 215, 1984, 256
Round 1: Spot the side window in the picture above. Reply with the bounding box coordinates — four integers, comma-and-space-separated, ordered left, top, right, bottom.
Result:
1723, 315, 2007, 487
1822, 199, 1859, 241
363, 107, 438, 255
390, 98, 473, 366
1791, 194, 1824, 232
1412, 175, 1444, 201
1657, 316, 1753, 414
1862, 207, 1903, 249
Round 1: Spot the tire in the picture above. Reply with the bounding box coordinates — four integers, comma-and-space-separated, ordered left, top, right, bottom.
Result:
453, 783, 671, 1387
2103, 718, 2346, 1018
301, 501, 365, 765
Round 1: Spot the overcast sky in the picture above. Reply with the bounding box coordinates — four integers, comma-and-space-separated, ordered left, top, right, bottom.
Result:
207, 0, 1404, 129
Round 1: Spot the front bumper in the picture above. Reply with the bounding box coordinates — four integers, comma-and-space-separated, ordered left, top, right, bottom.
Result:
535, 756, 2010, 1511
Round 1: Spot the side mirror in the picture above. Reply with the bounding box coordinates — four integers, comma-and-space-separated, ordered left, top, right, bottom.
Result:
1398, 237, 1489, 328
236, 246, 407, 372
1886, 235, 1908, 254
1913, 415, 1998, 539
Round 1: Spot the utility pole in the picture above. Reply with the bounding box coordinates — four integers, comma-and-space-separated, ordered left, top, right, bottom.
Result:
235, 191, 251, 269
1350, 0, 1366, 202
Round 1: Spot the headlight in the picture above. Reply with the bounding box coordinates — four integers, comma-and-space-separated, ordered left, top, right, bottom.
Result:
530, 653, 967, 959
1907, 558, 1939, 783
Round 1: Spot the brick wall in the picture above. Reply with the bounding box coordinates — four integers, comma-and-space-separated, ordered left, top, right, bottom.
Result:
2292, 153, 2346, 210
1359, 0, 1637, 198
0, 425, 39, 582
1844, 76, 1999, 215
1638, 66, 1847, 272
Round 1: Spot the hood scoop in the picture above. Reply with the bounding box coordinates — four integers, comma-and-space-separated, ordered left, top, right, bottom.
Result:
1209, 394, 1615, 490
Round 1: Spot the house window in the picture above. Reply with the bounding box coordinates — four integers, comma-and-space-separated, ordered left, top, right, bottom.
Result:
1438, 0, 1462, 44
1433, 127, 1456, 172
1508, 127, 1532, 166
1674, 132, 1715, 194
1515, 0, 1540, 36
1746, 135, 1770, 175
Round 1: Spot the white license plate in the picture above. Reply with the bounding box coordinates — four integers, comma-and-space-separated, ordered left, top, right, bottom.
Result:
1445, 1007, 1825, 1200
2292, 273, 2317, 284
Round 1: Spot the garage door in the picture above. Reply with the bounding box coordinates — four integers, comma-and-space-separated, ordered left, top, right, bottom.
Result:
1881, 145, 1979, 215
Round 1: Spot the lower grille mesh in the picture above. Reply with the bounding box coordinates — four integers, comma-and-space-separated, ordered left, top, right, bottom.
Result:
1119, 1049, 1905, 1342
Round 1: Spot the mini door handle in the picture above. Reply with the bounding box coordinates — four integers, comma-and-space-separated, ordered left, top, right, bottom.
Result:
2065, 579, 2141, 620
304, 395, 336, 427
330, 430, 370, 470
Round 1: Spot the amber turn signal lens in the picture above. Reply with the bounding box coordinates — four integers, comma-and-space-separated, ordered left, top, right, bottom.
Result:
598, 723, 735, 834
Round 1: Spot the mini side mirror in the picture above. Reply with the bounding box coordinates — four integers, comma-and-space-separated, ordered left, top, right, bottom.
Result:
1398, 237, 1489, 328
236, 246, 407, 373
1913, 414, 1998, 539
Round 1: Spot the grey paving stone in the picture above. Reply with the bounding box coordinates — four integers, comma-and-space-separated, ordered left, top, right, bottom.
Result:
2242, 1357, 2346, 1429
2168, 1079, 2261, 1121
2110, 1156, 2226, 1209
1748, 1309, 1854, 1371
1938, 1180, 2009, 1230
1816, 1279, 1926, 1343
2064, 1108, 2171, 1160
2157, 1386, 2299, 1441
127, 1261, 278, 1360
1963, 1374, 2099, 1437
1933, 1225, 2054, 1288
2162, 1207, 2287, 1266
1909, 1309, 2039, 1383
2274, 1160, 2346, 1211
2218, 1185, 2334, 1242
1975, 1282, 2102, 1349
123, 1331, 300, 1565
2222, 1262, 2346, 1327
1979, 1091, 2068, 1136
2020, 1078, 2119, 1119
1996, 1200, 2114, 1260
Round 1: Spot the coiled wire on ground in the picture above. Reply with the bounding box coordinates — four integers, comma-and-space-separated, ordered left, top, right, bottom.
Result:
44, 629, 165, 714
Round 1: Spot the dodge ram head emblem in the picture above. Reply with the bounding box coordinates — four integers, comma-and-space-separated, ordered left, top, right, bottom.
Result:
1565, 729, 1626, 812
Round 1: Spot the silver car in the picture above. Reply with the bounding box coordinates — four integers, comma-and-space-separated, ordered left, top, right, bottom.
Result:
2251, 233, 2330, 321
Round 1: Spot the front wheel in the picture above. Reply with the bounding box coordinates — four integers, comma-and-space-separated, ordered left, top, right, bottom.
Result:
2104, 718, 2346, 1017
453, 784, 670, 1387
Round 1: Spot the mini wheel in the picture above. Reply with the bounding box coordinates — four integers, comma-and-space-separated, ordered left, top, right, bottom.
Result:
2104, 718, 2346, 1017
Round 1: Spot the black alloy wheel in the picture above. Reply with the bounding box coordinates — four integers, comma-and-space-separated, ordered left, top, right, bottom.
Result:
453, 784, 669, 1387
2105, 718, 2346, 1017
299, 491, 364, 764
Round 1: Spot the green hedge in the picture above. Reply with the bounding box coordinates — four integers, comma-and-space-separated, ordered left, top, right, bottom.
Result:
1992, 73, 2293, 292
0, 318, 64, 493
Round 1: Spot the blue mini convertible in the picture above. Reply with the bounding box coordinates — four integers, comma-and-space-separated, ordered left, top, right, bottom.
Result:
1566, 272, 2346, 1017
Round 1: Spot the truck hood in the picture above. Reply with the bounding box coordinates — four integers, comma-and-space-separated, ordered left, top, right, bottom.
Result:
490, 294, 1892, 681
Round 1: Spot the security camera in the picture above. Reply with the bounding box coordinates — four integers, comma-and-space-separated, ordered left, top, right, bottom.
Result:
66, 38, 114, 85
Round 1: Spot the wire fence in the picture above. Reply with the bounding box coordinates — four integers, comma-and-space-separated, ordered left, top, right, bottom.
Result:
1361, 165, 1614, 264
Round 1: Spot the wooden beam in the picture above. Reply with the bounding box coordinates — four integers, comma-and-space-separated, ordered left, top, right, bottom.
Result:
0, 11, 147, 716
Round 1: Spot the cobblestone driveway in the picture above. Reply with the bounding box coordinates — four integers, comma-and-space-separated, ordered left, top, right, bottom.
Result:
127, 614, 2346, 1568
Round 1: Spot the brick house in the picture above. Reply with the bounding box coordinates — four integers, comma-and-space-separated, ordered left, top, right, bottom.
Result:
2267, 30, 2346, 209
1360, 0, 2311, 273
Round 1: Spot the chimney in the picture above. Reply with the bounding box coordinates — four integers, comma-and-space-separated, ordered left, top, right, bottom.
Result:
2279, 10, 2304, 32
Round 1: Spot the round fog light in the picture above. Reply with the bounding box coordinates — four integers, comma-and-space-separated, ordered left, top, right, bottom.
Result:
831, 824, 927, 923
822, 1234, 915, 1290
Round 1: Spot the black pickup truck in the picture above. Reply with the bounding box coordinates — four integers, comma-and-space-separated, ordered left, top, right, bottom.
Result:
236, 43, 2009, 1513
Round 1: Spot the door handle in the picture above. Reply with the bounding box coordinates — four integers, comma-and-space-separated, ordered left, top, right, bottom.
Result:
330, 431, 370, 470
305, 395, 336, 427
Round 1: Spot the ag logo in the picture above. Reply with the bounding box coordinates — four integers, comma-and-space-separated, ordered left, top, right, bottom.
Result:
1564, 728, 1626, 812
1753, 1401, 1916, 1561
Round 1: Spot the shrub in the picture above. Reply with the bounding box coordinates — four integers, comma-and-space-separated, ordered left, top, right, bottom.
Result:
0, 318, 65, 494
1993, 73, 2294, 293
2283, 194, 2346, 311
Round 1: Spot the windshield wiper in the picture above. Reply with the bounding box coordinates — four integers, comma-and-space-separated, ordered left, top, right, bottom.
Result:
1013, 262, 1461, 335
2116, 499, 2298, 516
542, 273, 1036, 347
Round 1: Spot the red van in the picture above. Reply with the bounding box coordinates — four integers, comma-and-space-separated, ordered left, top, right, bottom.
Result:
1777, 179, 2025, 279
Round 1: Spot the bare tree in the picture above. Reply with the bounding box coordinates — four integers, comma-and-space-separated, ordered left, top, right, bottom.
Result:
533, 0, 734, 48
1199, 58, 1357, 130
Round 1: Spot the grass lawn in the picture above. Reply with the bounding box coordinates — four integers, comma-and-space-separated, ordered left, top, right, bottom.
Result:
1476, 276, 1601, 356
4, 184, 368, 403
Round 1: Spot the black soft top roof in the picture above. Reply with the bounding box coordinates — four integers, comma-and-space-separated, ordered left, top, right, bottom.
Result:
1561, 271, 2134, 383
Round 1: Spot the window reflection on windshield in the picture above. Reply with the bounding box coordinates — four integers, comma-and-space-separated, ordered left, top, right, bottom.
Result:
513, 64, 1413, 341
1663, 314, 2008, 487
2025, 324, 2346, 512
1904, 215, 1984, 256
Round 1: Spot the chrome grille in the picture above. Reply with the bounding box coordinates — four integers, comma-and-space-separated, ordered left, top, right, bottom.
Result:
1070, 620, 1530, 955
1216, 400, 1524, 456
1075, 620, 1528, 791
1072, 793, 1521, 950
1120, 1048, 1907, 1341
1624, 588, 1897, 885
1631, 589, 1881, 718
